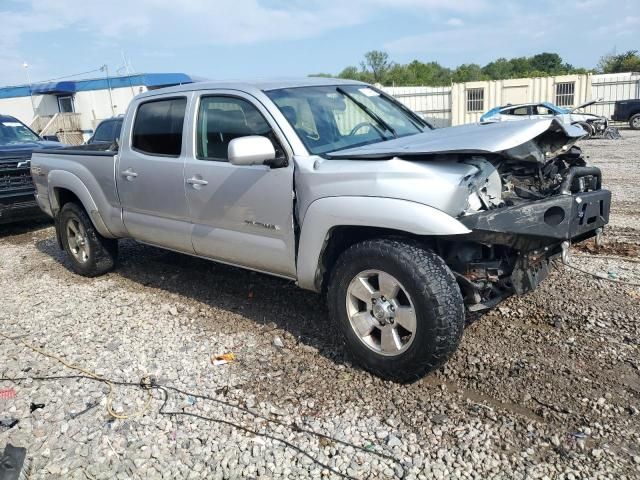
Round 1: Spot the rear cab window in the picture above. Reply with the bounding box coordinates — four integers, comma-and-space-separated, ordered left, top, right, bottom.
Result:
132, 97, 187, 156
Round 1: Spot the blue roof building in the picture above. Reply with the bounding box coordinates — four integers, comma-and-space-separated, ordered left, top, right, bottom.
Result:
0, 73, 195, 142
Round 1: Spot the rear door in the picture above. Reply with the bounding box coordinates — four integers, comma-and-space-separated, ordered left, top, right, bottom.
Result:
116, 95, 194, 252
183, 91, 296, 277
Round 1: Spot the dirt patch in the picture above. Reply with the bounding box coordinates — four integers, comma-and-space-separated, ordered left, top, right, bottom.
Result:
574, 237, 640, 258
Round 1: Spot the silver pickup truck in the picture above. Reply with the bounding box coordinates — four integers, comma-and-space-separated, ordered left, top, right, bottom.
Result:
31, 78, 610, 382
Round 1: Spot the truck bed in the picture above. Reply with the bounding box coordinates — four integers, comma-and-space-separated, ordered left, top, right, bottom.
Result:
35, 143, 117, 155
30, 146, 121, 234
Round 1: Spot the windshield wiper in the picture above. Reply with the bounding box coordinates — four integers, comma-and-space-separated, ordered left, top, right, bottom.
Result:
336, 87, 397, 138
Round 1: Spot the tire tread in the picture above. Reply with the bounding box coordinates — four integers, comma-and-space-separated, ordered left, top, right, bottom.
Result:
327, 238, 464, 382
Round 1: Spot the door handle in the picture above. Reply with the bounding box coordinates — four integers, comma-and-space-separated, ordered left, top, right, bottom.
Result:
121, 168, 138, 180
186, 177, 208, 186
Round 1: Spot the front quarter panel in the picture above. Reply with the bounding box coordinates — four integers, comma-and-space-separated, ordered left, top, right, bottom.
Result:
296, 196, 470, 291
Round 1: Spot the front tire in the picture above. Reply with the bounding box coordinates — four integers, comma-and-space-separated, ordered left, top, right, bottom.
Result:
327, 239, 465, 383
58, 203, 117, 277
574, 121, 594, 138
630, 114, 640, 130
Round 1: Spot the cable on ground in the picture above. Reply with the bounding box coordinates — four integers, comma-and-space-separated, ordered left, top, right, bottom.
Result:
0, 335, 406, 480
0, 332, 153, 420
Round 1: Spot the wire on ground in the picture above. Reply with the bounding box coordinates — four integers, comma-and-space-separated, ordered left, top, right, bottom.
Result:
0, 334, 405, 480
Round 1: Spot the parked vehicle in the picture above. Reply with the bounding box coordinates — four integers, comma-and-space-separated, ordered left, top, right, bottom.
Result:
480, 101, 610, 138
611, 99, 640, 130
87, 116, 124, 146
0, 115, 63, 224
31, 79, 610, 381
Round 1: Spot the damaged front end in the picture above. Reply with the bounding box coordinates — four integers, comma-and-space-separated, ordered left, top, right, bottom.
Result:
328, 117, 611, 311
447, 121, 610, 310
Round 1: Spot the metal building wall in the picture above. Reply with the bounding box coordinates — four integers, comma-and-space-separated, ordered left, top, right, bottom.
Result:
381, 86, 452, 127
589, 73, 640, 118
450, 74, 592, 125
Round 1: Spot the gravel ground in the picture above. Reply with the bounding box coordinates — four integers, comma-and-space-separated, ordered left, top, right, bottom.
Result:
1, 130, 639, 479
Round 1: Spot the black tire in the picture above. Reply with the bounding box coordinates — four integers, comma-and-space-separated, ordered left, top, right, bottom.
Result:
327, 238, 465, 383
58, 202, 117, 277
629, 114, 640, 130
574, 121, 593, 138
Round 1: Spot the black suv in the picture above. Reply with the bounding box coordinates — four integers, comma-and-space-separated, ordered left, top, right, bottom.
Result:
612, 99, 640, 130
87, 116, 123, 146
0, 115, 63, 224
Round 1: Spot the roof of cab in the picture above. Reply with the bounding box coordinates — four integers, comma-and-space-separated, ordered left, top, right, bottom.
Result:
135, 77, 367, 99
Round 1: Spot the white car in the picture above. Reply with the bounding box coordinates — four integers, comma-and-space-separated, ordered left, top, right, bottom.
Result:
480, 100, 608, 137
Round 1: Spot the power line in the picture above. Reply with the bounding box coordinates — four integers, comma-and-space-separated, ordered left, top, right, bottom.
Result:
31, 67, 106, 85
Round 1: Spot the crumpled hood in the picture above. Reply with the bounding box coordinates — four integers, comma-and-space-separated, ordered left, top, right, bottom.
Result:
327, 118, 585, 162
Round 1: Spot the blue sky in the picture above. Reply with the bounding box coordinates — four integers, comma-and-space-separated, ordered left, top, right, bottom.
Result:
1, 0, 638, 86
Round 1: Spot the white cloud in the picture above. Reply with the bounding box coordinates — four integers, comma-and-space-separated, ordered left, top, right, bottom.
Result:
383, 19, 559, 61
2, 0, 485, 48
0, 0, 492, 84
0, 0, 637, 84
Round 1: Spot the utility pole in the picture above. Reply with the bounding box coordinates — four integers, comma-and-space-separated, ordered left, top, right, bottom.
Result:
101, 64, 115, 116
22, 62, 36, 120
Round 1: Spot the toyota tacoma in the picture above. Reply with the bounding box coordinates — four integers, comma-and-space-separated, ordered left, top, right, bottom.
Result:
30, 79, 610, 382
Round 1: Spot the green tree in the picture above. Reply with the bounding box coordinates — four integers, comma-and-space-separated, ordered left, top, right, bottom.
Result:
405, 60, 452, 86
529, 52, 565, 74
312, 51, 594, 86
452, 64, 485, 83
598, 50, 640, 73
337, 66, 360, 79
361, 50, 393, 83
482, 58, 514, 80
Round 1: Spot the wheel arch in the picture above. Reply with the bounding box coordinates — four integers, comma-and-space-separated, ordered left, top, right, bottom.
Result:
296, 196, 470, 292
48, 170, 114, 239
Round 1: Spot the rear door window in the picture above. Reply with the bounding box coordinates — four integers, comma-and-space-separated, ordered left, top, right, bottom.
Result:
132, 97, 187, 156
511, 106, 529, 116
535, 105, 553, 115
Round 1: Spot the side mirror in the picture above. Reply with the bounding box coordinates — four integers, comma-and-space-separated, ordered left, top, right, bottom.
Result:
228, 136, 276, 167
42, 135, 60, 142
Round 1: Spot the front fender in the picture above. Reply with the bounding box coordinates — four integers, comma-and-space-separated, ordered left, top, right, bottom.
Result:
296, 196, 470, 291
47, 170, 114, 238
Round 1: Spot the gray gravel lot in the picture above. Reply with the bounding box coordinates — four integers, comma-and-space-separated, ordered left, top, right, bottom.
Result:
1, 130, 639, 479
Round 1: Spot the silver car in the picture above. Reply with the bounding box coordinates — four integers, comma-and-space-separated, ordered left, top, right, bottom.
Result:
480, 100, 609, 138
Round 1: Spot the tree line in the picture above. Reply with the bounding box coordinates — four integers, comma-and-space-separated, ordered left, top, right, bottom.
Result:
310, 50, 640, 86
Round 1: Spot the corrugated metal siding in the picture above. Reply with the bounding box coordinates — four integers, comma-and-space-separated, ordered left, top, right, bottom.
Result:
588, 73, 640, 118
450, 74, 592, 125
381, 86, 452, 127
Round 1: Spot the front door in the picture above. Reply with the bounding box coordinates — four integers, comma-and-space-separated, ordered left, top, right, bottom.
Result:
184, 92, 296, 277
116, 95, 193, 253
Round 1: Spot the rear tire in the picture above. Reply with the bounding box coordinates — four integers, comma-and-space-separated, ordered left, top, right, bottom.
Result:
630, 114, 640, 130
58, 203, 117, 277
327, 239, 465, 383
